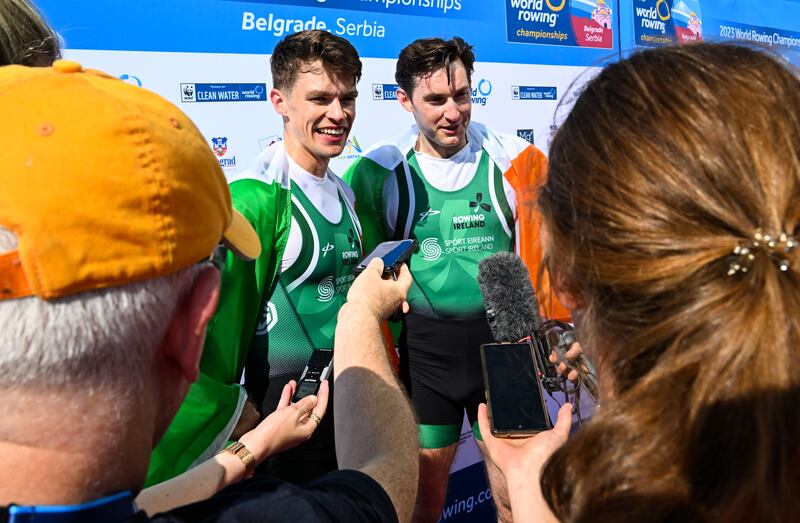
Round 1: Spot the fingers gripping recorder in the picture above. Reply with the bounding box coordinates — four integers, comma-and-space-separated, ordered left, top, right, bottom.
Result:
353, 239, 418, 279
293, 242, 418, 405
291, 349, 333, 403
353, 240, 417, 321
477, 252, 599, 404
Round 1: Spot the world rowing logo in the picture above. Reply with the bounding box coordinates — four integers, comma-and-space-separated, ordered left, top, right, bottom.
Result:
318, 276, 335, 302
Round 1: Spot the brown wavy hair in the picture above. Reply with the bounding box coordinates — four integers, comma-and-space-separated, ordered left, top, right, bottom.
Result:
538, 43, 800, 522
395, 36, 475, 96
270, 29, 362, 90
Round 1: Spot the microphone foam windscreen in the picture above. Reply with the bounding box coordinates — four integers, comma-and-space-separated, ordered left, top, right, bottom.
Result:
477, 252, 540, 343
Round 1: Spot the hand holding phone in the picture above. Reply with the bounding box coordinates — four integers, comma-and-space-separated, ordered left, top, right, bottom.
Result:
476, 402, 572, 492
238, 380, 330, 462
353, 239, 417, 278
343, 256, 413, 325
481, 342, 552, 437
291, 349, 333, 403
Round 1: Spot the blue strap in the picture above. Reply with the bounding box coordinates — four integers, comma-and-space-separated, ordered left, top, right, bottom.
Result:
4, 491, 137, 522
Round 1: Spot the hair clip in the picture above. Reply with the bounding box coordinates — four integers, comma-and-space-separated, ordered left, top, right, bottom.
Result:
727, 229, 796, 276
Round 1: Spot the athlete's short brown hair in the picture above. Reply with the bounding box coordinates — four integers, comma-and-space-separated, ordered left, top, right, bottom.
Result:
271, 30, 362, 90
395, 36, 475, 96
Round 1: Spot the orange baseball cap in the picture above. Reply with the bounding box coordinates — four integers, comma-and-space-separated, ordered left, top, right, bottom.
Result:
0, 60, 260, 301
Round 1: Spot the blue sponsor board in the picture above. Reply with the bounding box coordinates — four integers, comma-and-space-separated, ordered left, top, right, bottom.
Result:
671, 0, 703, 44
715, 20, 800, 52
506, 0, 615, 49
34, 1, 800, 89
621, 1, 800, 65
633, 0, 800, 52
506, 0, 574, 46
240, 11, 388, 37
222, 0, 473, 19
632, 0, 702, 47
632, 0, 678, 46
372, 83, 399, 100
180, 83, 267, 103
38, 0, 620, 67
512, 85, 558, 100
440, 462, 496, 522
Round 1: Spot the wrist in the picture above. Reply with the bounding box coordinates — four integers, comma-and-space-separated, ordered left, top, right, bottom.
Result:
217, 440, 256, 479
339, 301, 385, 324
238, 430, 272, 463
504, 452, 552, 485
215, 446, 248, 483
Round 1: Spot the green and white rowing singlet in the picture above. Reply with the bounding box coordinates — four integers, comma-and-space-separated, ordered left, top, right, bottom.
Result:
394, 145, 515, 319
253, 166, 361, 379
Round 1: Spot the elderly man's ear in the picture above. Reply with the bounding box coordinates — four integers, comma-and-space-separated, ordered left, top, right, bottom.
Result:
160, 266, 221, 384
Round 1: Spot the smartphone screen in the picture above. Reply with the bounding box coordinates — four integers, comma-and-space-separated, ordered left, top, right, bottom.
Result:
481, 342, 552, 436
292, 349, 333, 403
354, 239, 417, 275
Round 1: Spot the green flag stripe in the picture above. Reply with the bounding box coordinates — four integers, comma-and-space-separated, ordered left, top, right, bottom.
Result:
490, 161, 515, 238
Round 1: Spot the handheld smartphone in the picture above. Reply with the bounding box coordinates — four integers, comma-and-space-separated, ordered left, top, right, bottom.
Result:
481, 342, 552, 437
353, 239, 417, 276
291, 348, 333, 403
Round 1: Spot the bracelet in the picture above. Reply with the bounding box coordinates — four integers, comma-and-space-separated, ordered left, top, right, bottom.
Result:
218, 441, 256, 478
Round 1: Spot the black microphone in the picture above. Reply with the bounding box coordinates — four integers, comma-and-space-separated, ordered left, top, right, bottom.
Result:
477, 251, 540, 343
478, 252, 599, 403
478, 252, 555, 389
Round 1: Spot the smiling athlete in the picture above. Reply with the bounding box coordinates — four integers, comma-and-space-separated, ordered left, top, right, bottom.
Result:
149, 30, 363, 486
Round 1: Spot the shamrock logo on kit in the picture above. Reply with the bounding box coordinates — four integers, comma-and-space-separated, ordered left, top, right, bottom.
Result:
469, 192, 492, 213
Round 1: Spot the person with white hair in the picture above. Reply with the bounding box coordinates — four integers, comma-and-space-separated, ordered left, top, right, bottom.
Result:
0, 58, 417, 522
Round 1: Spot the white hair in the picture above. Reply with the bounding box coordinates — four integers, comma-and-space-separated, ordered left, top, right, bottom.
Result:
0, 228, 202, 395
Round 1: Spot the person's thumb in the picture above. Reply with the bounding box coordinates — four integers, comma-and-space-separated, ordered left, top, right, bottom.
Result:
553, 403, 573, 441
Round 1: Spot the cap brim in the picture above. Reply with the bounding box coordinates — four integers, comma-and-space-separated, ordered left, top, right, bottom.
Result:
222, 208, 261, 261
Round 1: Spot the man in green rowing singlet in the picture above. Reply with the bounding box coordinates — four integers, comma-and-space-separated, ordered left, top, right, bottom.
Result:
345, 37, 566, 522
148, 30, 363, 486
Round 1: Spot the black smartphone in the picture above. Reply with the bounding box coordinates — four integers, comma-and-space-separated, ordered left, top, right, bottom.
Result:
480, 342, 552, 437
291, 349, 333, 403
353, 239, 417, 276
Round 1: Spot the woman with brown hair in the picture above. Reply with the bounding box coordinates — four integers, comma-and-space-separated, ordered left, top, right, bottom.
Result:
479, 42, 800, 522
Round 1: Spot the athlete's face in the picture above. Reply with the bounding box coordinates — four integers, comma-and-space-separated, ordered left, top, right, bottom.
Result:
397, 60, 471, 159
271, 62, 358, 176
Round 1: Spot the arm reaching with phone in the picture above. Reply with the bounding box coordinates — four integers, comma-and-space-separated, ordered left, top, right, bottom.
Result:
334, 258, 418, 523
353, 239, 418, 276
136, 380, 329, 515
477, 402, 572, 523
